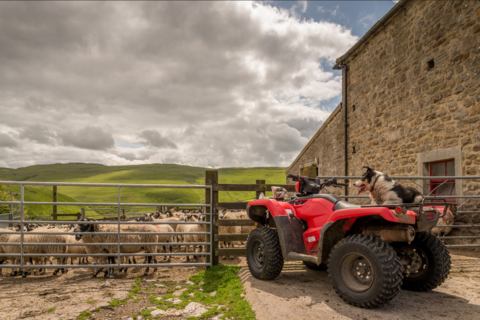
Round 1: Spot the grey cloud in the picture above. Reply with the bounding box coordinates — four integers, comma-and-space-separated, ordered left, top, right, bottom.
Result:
0, 2, 357, 168
61, 126, 114, 150
0, 133, 17, 148
139, 130, 177, 149
19, 125, 58, 145
285, 118, 324, 139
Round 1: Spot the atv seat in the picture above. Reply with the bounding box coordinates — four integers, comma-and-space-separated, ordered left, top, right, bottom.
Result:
295, 194, 341, 204
334, 201, 361, 211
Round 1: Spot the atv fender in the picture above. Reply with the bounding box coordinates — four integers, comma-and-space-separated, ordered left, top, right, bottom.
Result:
247, 200, 308, 261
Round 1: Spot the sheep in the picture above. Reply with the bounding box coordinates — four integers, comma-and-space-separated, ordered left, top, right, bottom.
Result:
145, 215, 181, 243
65, 235, 88, 265
0, 228, 14, 277
219, 212, 241, 260
176, 214, 197, 253
152, 224, 174, 262
183, 214, 207, 261
2, 227, 67, 277
237, 211, 255, 244
74, 218, 158, 278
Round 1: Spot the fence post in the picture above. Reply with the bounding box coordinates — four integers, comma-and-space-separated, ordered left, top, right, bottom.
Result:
256, 180, 266, 199
205, 170, 219, 267
52, 185, 57, 221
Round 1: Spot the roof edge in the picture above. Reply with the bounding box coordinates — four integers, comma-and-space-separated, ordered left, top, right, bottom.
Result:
333, 0, 410, 70
286, 103, 343, 173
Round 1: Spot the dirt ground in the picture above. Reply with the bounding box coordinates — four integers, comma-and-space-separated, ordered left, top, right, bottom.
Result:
2, 248, 480, 320
0, 248, 216, 320
241, 248, 480, 320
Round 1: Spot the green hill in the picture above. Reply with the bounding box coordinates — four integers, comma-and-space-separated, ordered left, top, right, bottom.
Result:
0, 163, 287, 219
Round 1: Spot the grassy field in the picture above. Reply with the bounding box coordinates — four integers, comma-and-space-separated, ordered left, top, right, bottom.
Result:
0, 163, 287, 218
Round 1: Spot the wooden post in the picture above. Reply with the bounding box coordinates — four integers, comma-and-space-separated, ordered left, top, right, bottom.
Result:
52, 186, 57, 221
77, 212, 81, 220
81, 208, 85, 219
205, 170, 219, 267
256, 180, 266, 199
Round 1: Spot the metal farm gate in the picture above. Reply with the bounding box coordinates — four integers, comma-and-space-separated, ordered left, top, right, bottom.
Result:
0, 180, 215, 271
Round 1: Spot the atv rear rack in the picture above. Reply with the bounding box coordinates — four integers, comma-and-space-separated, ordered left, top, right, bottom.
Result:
361, 201, 455, 232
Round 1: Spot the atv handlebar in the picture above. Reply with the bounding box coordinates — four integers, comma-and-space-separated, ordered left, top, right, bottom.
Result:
287, 174, 300, 181
287, 174, 348, 187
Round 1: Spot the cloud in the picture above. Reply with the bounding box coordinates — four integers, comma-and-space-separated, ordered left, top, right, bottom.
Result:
317, 5, 339, 16
138, 130, 177, 149
298, 1, 307, 13
19, 125, 58, 145
60, 126, 114, 150
0, 2, 357, 168
0, 133, 17, 148
358, 13, 377, 29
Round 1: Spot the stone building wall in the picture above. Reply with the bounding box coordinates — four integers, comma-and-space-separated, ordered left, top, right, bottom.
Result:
286, 1, 480, 238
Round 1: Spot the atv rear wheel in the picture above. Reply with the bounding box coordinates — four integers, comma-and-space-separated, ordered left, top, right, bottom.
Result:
328, 234, 403, 308
246, 226, 284, 280
393, 232, 451, 292
303, 261, 327, 271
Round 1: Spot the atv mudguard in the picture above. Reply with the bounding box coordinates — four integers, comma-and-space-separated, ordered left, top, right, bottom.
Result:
247, 199, 418, 265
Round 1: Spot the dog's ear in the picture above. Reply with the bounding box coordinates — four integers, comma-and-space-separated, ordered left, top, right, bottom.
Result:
363, 166, 375, 172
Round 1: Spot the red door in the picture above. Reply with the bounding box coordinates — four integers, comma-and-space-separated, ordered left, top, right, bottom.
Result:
429, 159, 455, 203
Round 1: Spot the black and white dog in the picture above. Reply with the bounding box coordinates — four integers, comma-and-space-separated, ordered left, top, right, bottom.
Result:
353, 167, 423, 205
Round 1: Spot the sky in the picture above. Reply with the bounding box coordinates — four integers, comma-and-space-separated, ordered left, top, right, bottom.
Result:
0, 1, 396, 169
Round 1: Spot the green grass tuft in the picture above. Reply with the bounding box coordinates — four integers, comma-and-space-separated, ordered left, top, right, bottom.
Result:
77, 311, 92, 320
47, 307, 56, 312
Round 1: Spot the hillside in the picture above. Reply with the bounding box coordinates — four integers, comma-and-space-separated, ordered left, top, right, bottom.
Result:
0, 163, 287, 219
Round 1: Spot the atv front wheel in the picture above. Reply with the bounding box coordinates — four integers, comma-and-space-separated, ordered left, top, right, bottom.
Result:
246, 227, 284, 280
393, 232, 451, 291
328, 234, 403, 308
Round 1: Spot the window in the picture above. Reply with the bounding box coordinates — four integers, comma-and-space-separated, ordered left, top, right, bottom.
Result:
302, 166, 318, 178
427, 59, 435, 70
429, 159, 455, 202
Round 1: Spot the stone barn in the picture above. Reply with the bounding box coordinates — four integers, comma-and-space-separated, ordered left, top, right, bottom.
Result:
286, 0, 480, 232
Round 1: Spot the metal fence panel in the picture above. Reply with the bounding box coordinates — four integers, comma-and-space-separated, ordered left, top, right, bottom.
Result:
0, 181, 214, 271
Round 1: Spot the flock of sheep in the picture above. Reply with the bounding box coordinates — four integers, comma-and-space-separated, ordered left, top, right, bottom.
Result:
0, 209, 252, 279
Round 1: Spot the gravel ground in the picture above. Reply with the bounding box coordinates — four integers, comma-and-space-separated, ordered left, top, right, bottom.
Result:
241, 248, 480, 320
0, 252, 211, 320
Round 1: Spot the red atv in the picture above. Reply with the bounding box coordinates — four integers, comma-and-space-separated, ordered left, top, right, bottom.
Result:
246, 174, 453, 308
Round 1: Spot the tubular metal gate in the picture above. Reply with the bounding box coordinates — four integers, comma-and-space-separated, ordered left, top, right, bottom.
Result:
0, 181, 214, 271
315, 175, 480, 248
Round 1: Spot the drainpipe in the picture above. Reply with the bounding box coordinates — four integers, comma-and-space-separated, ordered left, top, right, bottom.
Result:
338, 62, 349, 197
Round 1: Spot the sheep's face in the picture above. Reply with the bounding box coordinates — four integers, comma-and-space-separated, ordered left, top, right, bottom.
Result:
74, 219, 93, 240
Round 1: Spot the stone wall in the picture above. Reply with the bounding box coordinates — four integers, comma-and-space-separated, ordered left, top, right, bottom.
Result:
286, 1, 480, 239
